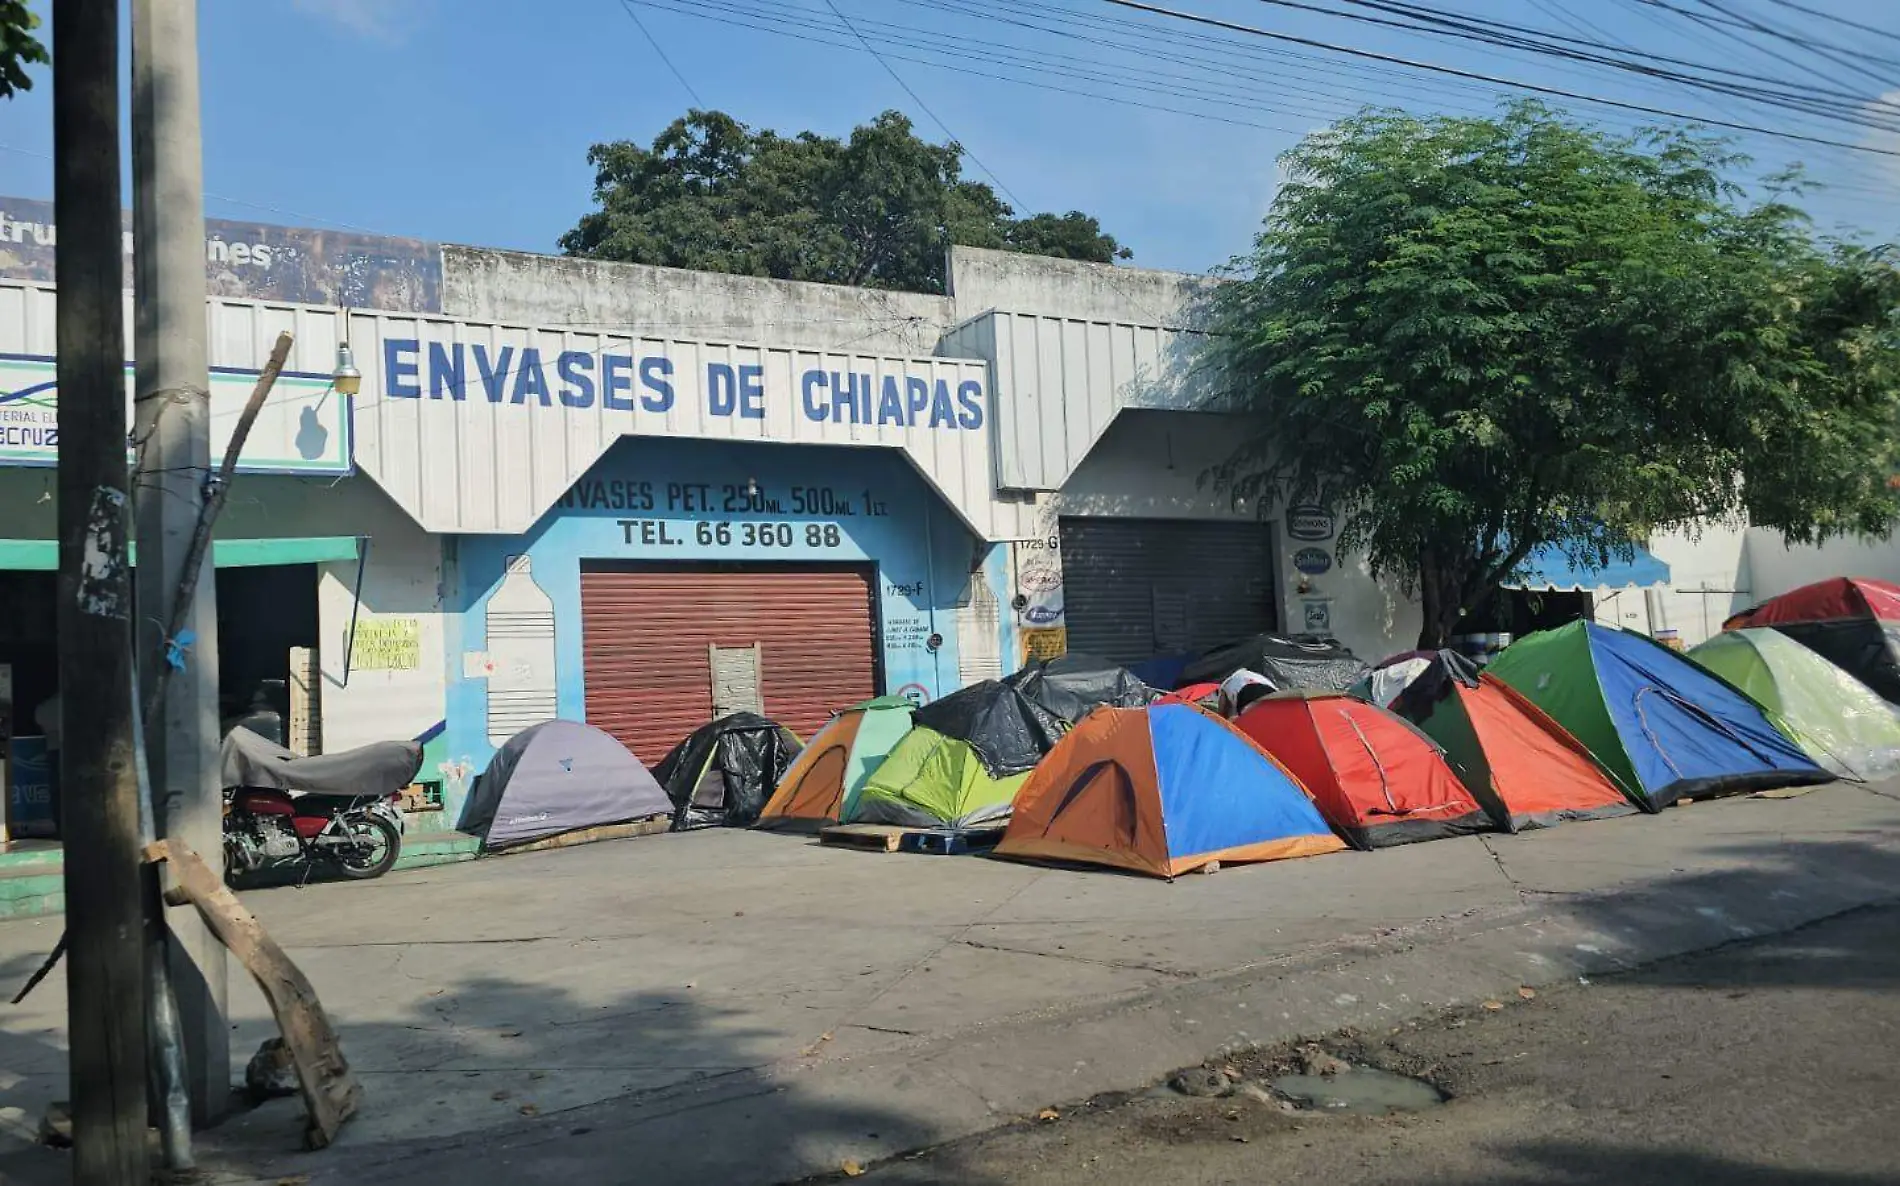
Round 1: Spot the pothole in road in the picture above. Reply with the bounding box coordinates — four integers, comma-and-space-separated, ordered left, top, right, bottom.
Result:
1269, 1066, 1446, 1115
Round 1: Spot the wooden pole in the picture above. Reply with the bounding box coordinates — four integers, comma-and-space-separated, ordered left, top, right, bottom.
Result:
53, 0, 152, 1178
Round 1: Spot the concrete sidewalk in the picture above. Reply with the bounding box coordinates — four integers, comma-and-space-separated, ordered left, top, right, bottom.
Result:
2, 782, 1898, 1184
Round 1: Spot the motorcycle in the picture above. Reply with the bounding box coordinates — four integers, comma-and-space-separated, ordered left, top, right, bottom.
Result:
220, 728, 421, 882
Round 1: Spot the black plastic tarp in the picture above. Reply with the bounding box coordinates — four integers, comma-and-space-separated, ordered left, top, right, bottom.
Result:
913, 680, 1062, 778
220, 727, 422, 797
1003, 652, 1157, 723
653, 712, 804, 830
1383, 649, 1483, 722
1178, 633, 1369, 693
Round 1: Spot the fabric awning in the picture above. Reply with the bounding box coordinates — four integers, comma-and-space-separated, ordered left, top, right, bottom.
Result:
1504, 541, 1672, 591
0, 536, 360, 571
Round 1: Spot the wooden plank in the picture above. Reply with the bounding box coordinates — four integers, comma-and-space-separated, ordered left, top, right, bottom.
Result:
819, 824, 908, 852
821, 823, 1007, 855
499, 815, 672, 854
145, 839, 360, 1150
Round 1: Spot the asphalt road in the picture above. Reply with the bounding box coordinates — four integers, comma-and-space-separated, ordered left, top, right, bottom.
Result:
861, 904, 1900, 1185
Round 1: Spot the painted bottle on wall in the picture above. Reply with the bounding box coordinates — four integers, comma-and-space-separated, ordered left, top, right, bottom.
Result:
485, 554, 558, 745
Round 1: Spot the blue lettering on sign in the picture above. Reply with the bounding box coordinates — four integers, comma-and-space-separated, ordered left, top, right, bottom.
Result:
473, 344, 513, 403
385, 338, 421, 399
640, 357, 675, 412
513, 348, 552, 406
428, 341, 465, 400
601, 354, 635, 412
801, 370, 828, 421
737, 364, 765, 420
707, 363, 737, 416
556, 350, 596, 409
385, 346, 985, 430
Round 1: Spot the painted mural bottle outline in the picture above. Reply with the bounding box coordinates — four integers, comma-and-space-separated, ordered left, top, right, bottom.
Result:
486, 553, 558, 745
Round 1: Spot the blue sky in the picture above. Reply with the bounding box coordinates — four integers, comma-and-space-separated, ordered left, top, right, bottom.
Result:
2, 0, 1898, 276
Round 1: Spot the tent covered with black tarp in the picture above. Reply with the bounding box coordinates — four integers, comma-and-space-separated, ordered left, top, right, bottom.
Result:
1003, 652, 1157, 723
654, 712, 804, 830
1178, 633, 1369, 693
913, 680, 1063, 778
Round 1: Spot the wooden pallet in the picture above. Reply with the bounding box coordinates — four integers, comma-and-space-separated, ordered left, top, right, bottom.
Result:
818, 823, 1006, 855
501, 814, 672, 854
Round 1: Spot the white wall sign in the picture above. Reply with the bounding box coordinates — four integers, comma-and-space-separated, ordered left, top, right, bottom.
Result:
0, 356, 350, 474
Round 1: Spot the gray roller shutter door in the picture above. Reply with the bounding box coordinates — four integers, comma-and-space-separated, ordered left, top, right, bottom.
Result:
1058, 517, 1278, 665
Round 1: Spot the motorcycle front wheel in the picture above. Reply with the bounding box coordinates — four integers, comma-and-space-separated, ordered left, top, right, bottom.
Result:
331, 815, 401, 880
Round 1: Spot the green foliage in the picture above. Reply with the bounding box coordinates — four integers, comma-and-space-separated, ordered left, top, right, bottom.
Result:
1, 1, 48, 99
1212, 101, 1900, 646
561, 109, 1128, 293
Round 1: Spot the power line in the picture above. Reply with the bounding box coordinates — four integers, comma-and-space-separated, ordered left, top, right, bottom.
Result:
819, 0, 1028, 210
1687, 0, 1900, 92
1763, 0, 1900, 49
1100, 0, 1900, 156
1263, 0, 1900, 127
616, 0, 706, 106
622, 0, 1900, 206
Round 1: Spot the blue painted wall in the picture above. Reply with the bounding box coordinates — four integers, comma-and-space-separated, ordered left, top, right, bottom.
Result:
440, 437, 985, 812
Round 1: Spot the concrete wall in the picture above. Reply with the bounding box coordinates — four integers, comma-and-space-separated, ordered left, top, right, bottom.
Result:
946, 246, 1217, 327
442, 246, 956, 356
1053, 410, 1421, 665
439, 245, 1222, 358
438, 437, 986, 813
1589, 523, 1755, 647
1745, 527, 1900, 600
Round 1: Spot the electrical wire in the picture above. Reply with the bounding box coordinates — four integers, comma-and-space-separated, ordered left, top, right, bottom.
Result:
1764, 0, 1900, 48
622, 0, 1900, 208
819, 0, 1027, 211
616, 0, 706, 106
1100, 0, 1900, 156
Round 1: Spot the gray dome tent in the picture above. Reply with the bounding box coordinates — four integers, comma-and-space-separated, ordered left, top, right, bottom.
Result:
461, 720, 671, 850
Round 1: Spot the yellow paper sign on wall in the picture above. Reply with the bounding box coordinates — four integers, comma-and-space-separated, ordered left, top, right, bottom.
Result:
1021, 627, 1068, 663
351, 618, 421, 672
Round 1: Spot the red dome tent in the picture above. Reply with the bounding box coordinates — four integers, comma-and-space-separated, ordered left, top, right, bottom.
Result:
1234, 692, 1499, 849
1724, 577, 1900, 704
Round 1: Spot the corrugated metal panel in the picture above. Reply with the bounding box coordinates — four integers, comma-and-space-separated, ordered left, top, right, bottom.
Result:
945, 310, 1224, 492
340, 310, 1033, 540
1058, 517, 1278, 665
0, 280, 1039, 543
580, 565, 878, 764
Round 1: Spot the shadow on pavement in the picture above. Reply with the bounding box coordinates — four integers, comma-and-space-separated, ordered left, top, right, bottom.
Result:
0, 796, 1896, 1184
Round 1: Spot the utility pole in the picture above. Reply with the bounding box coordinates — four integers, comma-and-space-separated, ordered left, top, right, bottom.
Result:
132, 0, 229, 1122
52, 0, 152, 1179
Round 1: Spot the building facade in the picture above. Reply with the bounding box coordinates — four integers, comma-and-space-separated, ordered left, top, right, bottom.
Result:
2, 203, 1891, 825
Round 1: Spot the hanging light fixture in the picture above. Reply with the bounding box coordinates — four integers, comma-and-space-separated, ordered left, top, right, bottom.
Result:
332, 340, 362, 397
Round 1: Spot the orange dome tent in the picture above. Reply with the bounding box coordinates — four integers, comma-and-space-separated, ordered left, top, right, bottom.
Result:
1378, 650, 1636, 831
995, 703, 1345, 878
1234, 692, 1499, 849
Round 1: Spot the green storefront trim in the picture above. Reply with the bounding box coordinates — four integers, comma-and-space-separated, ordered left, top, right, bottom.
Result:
0, 535, 360, 571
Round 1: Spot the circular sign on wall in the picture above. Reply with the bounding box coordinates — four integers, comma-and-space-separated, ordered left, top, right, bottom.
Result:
1292, 547, 1333, 576
896, 682, 931, 707
1286, 505, 1335, 542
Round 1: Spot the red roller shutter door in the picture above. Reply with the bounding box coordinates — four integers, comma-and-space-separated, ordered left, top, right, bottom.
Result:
580, 565, 880, 764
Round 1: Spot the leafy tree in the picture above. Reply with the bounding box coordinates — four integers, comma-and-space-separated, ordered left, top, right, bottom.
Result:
561, 109, 1128, 293
2, 1, 48, 99
1212, 102, 1900, 648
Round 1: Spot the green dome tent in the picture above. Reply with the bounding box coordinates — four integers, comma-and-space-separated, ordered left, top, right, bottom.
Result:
1687, 628, 1900, 781
851, 726, 1031, 830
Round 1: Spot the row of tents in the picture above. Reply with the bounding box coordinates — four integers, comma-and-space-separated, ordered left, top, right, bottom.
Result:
459, 576, 1900, 878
